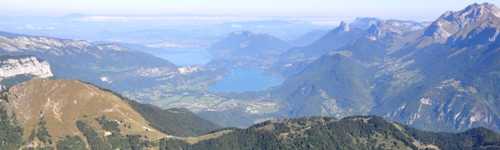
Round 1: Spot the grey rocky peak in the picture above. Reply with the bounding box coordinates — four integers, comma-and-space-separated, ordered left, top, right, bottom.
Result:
366, 24, 381, 40
459, 3, 500, 20
343, 18, 424, 41
0, 56, 53, 90
336, 21, 350, 32
0, 56, 53, 79
349, 17, 382, 30
423, 3, 500, 43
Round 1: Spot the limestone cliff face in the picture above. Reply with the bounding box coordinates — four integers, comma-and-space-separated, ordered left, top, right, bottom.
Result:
0, 56, 53, 90
0, 56, 53, 79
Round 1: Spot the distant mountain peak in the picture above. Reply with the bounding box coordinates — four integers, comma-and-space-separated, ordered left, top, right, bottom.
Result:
337, 21, 350, 32
226, 31, 279, 41
347, 18, 424, 40
349, 17, 382, 30
423, 3, 500, 43
463, 3, 500, 17
366, 24, 382, 40
441, 2, 499, 23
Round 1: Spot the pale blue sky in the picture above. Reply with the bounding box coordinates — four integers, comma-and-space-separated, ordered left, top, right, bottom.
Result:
2, 0, 499, 20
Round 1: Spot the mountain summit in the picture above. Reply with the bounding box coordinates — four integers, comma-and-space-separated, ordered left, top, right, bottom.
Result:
270, 3, 500, 132
423, 3, 500, 44
0, 79, 219, 149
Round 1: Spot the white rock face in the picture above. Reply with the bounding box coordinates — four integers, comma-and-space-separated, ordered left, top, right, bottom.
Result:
419, 97, 432, 105
422, 3, 500, 44
177, 66, 201, 75
0, 56, 53, 79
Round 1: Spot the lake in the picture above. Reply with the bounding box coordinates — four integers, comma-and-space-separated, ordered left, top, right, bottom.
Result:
209, 68, 284, 93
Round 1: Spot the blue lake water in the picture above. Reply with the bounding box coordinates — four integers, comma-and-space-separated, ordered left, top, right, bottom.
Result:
209, 68, 284, 93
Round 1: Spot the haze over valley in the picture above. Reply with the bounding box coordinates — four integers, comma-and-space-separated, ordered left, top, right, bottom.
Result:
1, 0, 500, 149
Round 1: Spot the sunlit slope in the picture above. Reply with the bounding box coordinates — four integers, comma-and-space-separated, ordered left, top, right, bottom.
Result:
5, 79, 166, 146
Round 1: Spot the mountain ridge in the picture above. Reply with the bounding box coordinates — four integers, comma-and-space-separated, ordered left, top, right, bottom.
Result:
0, 31, 179, 93
160, 116, 500, 150
0, 79, 220, 149
269, 2, 500, 132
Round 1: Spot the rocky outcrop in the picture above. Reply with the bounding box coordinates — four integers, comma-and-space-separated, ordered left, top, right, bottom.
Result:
0, 56, 53, 90
421, 2, 500, 46
0, 56, 53, 79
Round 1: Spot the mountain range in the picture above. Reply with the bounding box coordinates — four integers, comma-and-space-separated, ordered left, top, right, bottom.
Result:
0, 31, 178, 92
274, 18, 426, 76
176, 3, 500, 132
0, 2, 500, 149
270, 2, 500, 132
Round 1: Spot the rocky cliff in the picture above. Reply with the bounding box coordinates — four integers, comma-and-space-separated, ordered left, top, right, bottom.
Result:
0, 56, 53, 90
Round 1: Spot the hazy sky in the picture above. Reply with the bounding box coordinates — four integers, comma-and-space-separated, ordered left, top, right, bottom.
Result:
2, 0, 499, 20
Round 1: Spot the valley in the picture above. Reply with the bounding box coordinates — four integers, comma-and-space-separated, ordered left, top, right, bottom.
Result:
0, 1, 500, 149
